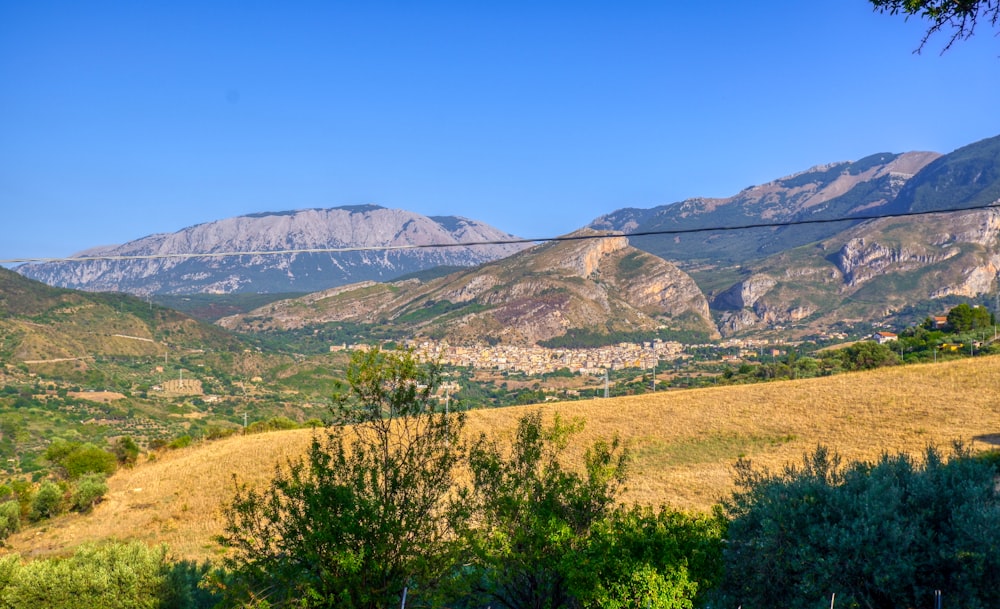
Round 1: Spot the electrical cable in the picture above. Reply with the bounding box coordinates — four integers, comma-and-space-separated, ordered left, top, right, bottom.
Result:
2, 201, 998, 265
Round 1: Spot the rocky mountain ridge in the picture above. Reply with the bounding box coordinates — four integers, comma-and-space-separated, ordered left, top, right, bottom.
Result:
219, 230, 719, 346
17, 206, 528, 295
16, 133, 1000, 343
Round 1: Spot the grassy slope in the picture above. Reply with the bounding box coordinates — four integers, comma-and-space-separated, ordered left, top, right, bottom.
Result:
8, 354, 1000, 562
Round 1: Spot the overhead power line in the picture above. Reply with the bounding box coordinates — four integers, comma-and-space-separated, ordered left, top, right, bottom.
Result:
3, 201, 999, 265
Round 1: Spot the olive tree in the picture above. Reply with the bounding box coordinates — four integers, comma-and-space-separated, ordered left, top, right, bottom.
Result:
219, 346, 466, 609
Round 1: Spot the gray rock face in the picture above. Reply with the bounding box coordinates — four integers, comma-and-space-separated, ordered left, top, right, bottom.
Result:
712, 275, 777, 311
835, 238, 956, 287
18, 206, 528, 295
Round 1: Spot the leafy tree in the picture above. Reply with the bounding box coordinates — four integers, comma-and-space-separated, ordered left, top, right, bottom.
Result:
719, 445, 1000, 609
0, 500, 21, 541
70, 473, 108, 512
44, 440, 117, 480
947, 302, 976, 332
29, 481, 65, 522
456, 411, 630, 609
834, 340, 900, 370
219, 346, 466, 609
870, 0, 1000, 52
565, 505, 726, 609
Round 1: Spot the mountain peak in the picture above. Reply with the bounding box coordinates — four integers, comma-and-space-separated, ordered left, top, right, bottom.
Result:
18, 206, 527, 295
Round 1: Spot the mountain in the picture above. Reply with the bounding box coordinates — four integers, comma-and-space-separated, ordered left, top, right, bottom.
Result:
17, 205, 528, 296
591, 134, 1000, 337
218, 231, 720, 346
591, 151, 940, 266
0, 267, 244, 365
886, 134, 1000, 214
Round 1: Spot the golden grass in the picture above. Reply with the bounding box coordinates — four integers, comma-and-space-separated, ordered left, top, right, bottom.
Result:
7, 355, 1000, 563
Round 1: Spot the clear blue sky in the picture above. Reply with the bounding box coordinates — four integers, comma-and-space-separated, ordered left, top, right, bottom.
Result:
2, 1, 999, 262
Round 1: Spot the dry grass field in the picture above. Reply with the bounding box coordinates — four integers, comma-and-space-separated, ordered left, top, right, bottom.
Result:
7, 354, 1000, 563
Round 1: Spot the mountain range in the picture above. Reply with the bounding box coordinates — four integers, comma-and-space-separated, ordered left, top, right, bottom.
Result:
217, 230, 719, 346
17, 206, 528, 295
14, 134, 1000, 343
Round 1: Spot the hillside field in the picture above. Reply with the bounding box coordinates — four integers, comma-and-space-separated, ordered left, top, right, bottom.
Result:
7, 354, 1000, 563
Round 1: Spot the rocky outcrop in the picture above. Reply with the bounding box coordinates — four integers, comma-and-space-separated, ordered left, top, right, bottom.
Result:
712, 275, 777, 310
716, 300, 815, 337
221, 233, 720, 345
835, 238, 956, 287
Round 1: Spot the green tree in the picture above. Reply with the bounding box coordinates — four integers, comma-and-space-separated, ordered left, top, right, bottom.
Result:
948, 302, 975, 332
457, 411, 630, 609
45, 440, 117, 480
0, 500, 21, 541
719, 445, 1000, 609
29, 481, 64, 522
870, 0, 1000, 52
70, 473, 108, 512
835, 340, 899, 370
219, 346, 466, 609
565, 505, 726, 609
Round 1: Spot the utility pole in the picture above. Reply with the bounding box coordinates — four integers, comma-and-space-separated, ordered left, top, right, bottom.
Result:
604, 369, 609, 399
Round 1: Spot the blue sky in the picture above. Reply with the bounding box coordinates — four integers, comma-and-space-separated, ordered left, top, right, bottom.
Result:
2, 1, 999, 262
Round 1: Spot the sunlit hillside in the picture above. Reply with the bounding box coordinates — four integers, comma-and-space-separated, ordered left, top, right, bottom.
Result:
8, 355, 1000, 563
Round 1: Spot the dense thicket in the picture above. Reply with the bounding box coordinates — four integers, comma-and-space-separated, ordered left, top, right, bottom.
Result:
718, 445, 1000, 609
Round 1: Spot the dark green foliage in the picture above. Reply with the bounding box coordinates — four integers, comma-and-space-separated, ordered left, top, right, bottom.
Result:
719, 445, 1000, 609
0, 541, 219, 609
29, 481, 64, 521
44, 440, 117, 480
112, 436, 141, 467
0, 500, 21, 541
70, 473, 108, 512
946, 302, 994, 332
834, 340, 899, 370
457, 411, 631, 609
220, 346, 466, 609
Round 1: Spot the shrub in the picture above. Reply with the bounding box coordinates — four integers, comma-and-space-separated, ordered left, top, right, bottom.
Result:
0, 541, 220, 609
112, 436, 140, 467
29, 481, 64, 522
62, 445, 117, 479
167, 435, 192, 450
0, 500, 21, 541
71, 474, 108, 512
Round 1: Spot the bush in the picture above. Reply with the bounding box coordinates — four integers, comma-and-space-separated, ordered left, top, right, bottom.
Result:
112, 436, 140, 467
29, 481, 64, 522
62, 445, 117, 479
167, 435, 192, 450
0, 500, 21, 541
0, 541, 220, 609
719, 445, 1000, 608
45, 441, 117, 480
71, 474, 108, 512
